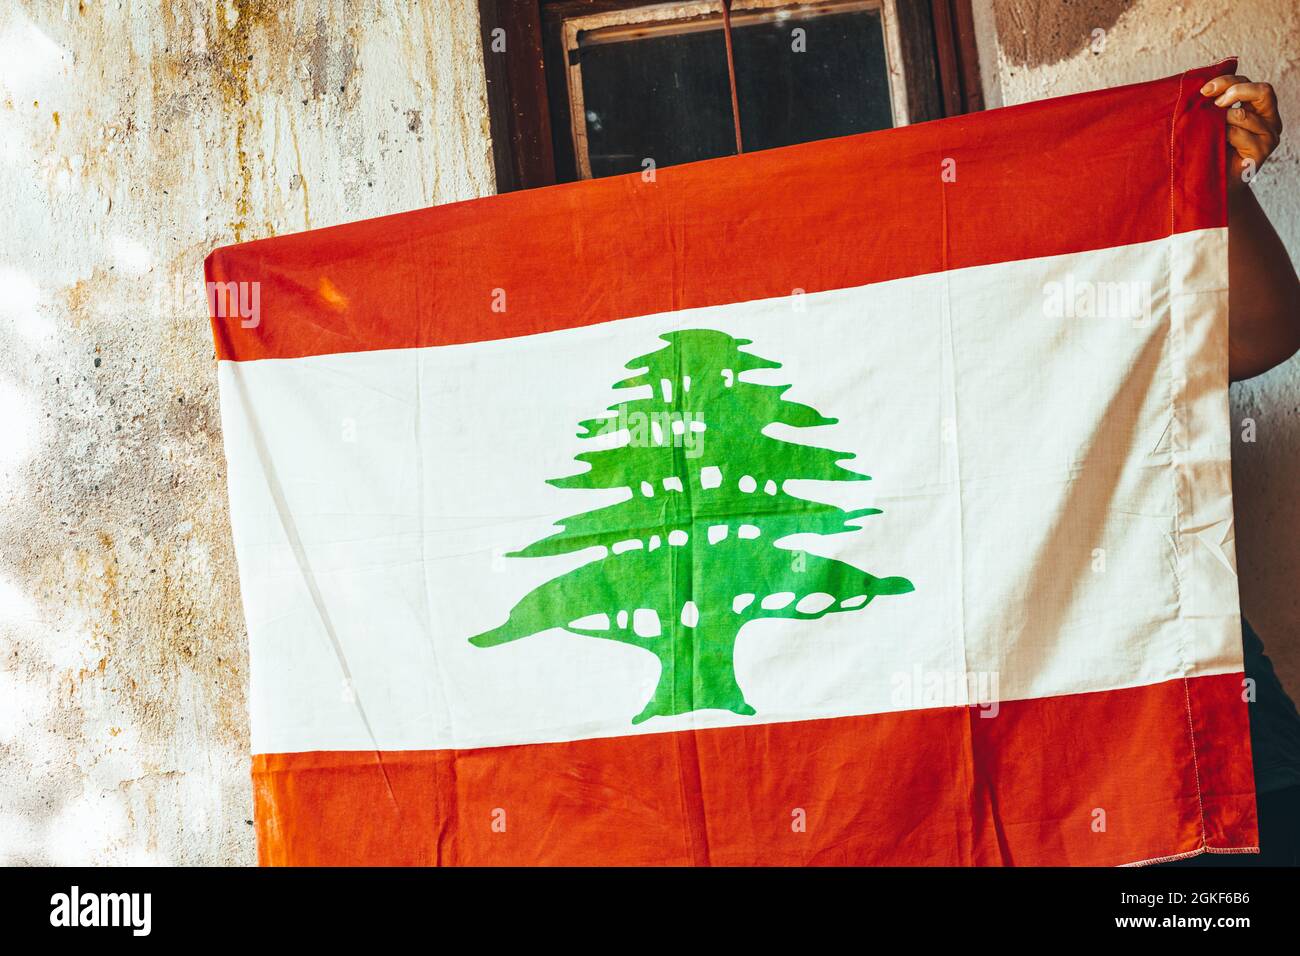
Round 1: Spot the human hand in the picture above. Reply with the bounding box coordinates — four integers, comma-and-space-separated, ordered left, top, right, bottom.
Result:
1201, 74, 1282, 191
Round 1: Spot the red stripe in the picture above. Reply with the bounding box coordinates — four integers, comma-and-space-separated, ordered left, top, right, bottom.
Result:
207, 62, 1231, 363
251, 672, 1256, 866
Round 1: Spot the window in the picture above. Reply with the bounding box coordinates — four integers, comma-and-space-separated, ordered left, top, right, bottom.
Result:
479, 0, 981, 191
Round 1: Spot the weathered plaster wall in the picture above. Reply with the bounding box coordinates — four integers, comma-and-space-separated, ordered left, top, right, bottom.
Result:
971, 0, 1300, 700
0, 1, 493, 864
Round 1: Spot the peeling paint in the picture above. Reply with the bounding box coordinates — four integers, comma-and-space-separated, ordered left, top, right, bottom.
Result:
210, 1, 279, 242
0, 0, 494, 864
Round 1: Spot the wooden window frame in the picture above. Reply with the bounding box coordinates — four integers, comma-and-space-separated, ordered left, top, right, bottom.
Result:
479, 0, 982, 192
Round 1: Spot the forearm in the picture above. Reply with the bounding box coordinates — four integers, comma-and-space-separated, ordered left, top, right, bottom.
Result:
1228, 186, 1300, 382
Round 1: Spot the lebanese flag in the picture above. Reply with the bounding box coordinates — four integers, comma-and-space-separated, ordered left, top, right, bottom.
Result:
208, 60, 1257, 866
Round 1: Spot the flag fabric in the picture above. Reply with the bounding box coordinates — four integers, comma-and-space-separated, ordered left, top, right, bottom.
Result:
208, 60, 1257, 866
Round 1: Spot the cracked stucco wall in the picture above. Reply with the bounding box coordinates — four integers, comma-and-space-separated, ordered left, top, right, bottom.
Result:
971, 0, 1300, 702
1, 0, 1295, 866
0, 0, 493, 864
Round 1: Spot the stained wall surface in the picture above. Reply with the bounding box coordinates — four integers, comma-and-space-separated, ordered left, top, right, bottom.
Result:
0, 0, 494, 865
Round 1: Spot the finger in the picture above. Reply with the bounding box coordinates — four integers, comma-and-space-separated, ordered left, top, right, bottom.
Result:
1227, 125, 1271, 166
1214, 82, 1281, 130
1225, 104, 1276, 138
1201, 74, 1248, 97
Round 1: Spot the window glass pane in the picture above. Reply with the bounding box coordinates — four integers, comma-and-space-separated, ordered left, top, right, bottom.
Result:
578, 28, 737, 179
570, 4, 896, 179
733, 8, 894, 152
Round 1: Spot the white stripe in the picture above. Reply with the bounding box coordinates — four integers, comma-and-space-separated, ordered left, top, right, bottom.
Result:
218, 229, 1239, 754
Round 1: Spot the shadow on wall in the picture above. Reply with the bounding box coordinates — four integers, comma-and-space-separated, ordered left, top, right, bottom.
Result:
992, 0, 1137, 68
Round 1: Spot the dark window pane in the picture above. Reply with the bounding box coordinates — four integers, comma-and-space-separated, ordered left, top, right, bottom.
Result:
733, 9, 894, 152
571, 5, 896, 178
577, 28, 737, 178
